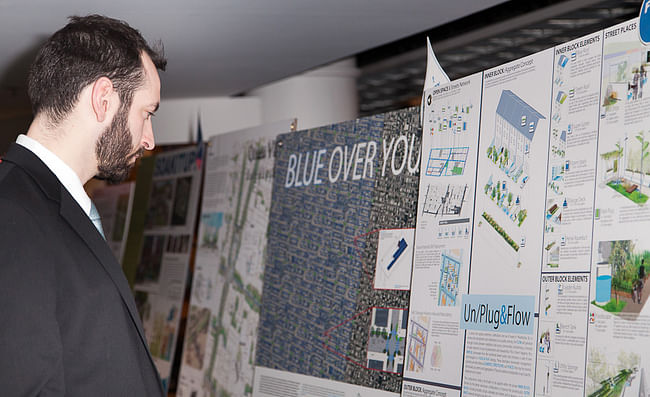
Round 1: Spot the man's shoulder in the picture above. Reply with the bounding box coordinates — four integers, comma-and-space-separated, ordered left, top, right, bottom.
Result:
0, 155, 15, 182
0, 157, 55, 220
0, 157, 37, 196
2, 143, 65, 203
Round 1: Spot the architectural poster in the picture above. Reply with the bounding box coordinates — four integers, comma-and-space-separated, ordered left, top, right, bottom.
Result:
131, 146, 203, 391
253, 108, 421, 396
176, 120, 294, 397
403, 17, 650, 397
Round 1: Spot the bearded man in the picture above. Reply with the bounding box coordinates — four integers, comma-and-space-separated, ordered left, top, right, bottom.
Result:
0, 15, 166, 396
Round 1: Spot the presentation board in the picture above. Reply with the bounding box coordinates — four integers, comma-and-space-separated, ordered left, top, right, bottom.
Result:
253, 108, 421, 396
131, 146, 203, 391
402, 18, 650, 397
176, 120, 294, 397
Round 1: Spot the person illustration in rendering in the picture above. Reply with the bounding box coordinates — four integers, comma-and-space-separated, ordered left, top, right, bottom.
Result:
632, 68, 640, 100
0, 15, 166, 395
636, 259, 646, 304
640, 64, 646, 99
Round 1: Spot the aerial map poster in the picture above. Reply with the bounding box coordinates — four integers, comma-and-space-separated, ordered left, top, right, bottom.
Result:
131, 146, 203, 391
176, 120, 294, 397
402, 16, 650, 397
253, 108, 421, 396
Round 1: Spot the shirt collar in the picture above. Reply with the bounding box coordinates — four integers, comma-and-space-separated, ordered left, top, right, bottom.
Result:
16, 134, 92, 216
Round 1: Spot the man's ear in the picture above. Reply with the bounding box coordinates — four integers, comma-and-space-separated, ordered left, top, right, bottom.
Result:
91, 77, 116, 123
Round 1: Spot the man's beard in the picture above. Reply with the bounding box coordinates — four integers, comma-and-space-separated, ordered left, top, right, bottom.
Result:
95, 104, 143, 184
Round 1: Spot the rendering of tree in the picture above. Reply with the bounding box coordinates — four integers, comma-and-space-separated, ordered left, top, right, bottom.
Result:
609, 240, 634, 301
636, 131, 649, 187
609, 240, 632, 276
601, 141, 625, 182
517, 209, 527, 226
615, 141, 623, 181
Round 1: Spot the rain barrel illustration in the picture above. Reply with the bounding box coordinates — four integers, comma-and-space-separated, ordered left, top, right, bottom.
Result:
595, 264, 612, 305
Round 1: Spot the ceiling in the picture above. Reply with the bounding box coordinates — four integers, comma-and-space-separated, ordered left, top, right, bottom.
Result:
0, 0, 645, 122
358, 0, 642, 115
0, 0, 508, 120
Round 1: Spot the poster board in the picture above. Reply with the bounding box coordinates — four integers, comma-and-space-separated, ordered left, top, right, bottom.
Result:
253, 108, 421, 396
131, 145, 204, 391
403, 18, 650, 397
176, 120, 295, 397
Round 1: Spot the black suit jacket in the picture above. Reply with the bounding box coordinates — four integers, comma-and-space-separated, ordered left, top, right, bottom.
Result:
0, 143, 163, 396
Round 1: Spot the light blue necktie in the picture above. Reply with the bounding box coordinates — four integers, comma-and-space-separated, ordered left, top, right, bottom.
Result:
90, 201, 105, 239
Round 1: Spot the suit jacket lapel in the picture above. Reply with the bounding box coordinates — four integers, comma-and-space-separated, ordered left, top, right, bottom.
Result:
59, 192, 152, 352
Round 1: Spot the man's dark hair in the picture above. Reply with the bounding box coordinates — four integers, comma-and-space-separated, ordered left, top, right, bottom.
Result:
27, 14, 167, 124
